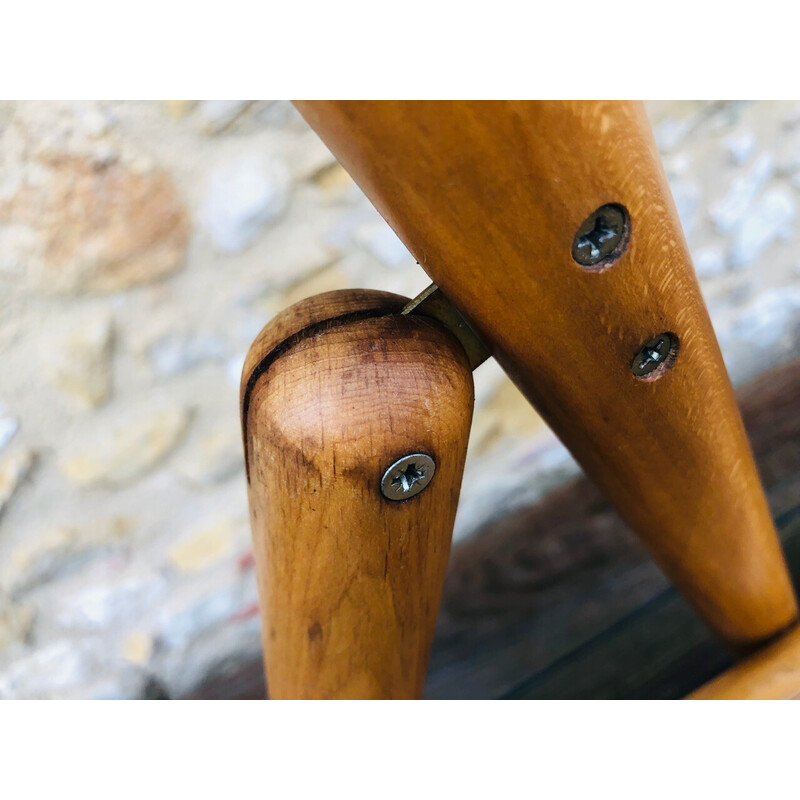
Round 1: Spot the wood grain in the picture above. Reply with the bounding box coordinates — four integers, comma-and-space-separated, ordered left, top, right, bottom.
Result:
688, 624, 800, 699
241, 289, 474, 698
295, 100, 798, 651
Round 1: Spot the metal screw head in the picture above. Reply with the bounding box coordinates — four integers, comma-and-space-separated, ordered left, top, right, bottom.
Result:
572, 204, 629, 269
380, 453, 436, 501
632, 332, 678, 379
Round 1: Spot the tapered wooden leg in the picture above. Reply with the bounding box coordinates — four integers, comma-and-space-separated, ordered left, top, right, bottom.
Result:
296, 101, 798, 653
241, 289, 474, 699
688, 626, 800, 699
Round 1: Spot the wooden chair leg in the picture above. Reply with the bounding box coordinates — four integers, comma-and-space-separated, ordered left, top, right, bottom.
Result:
296, 100, 798, 654
688, 625, 800, 699
241, 289, 474, 699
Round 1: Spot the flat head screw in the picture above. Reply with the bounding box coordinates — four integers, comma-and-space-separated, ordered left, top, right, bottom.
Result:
380, 453, 436, 501
572, 204, 629, 269
632, 332, 678, 380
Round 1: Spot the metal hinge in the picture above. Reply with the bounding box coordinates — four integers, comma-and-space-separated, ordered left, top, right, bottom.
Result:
401, 283, 490, 370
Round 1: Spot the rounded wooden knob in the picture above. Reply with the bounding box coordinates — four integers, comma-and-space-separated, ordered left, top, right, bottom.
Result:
241, 289, 474, 699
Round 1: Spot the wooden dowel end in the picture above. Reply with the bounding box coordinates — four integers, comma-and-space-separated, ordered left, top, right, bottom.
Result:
242, 289, 474, 699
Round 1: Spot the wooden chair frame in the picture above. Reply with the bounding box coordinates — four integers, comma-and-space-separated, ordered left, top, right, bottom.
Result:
241, 101, 799, 699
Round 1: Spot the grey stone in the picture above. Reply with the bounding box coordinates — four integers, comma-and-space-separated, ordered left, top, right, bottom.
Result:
710, 153, 774, 235
654, 116, 695, 154
4, 516, 135, 595
83, 670, 157, 700
354, 221, 411, 267
59, 405, 192, 487
0, 405, 18, 452
0, 639, 103, 698
152, 577, 260, 697
52, 567, 166, 633
0, 448, 35, 519
195, 101, 253, 135
202, 154, 290, 253
692, 244, 727, 278
0, 601, 34, 653
0, 106, 189, 294
733, 287, 800, 349
166, 518, 241, 573
226, 353, 246, 386
722, 130, 756, 165
156, 583, 246, 652
670, 178, 701, 242
175, 428, 243, 486
455, 439, 581, 542
729, 186, 796, 269
40, 310, 114, 408
146, 332, 226, 377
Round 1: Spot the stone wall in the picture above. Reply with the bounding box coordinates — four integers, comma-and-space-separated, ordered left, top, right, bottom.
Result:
1, 101, 799, 698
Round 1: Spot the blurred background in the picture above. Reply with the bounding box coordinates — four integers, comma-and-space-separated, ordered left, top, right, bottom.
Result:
1, 100, 799, 698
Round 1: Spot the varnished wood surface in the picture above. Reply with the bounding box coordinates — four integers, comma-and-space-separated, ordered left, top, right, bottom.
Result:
296, 100, 797, 651
240, 288, 407, 482
689, 624, 800, 699
241, 290, 474, 698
